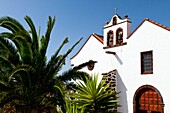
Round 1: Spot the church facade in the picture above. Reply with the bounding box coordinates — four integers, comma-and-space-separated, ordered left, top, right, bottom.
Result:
70, 13, 170, 113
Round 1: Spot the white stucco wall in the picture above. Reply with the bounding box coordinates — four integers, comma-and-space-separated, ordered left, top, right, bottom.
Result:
121, 20, 170, 112
71, 18, 170, 113
71, 35, 107, 81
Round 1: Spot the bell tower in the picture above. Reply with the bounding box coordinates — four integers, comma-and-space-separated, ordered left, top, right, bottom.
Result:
103, 13, 131, 48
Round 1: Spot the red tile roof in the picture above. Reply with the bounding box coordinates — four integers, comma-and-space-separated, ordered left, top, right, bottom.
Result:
146, 18, 170, 31
92, 33, 103, 44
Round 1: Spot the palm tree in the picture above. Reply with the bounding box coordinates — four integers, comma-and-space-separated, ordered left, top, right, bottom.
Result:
70, 74, 120, 113
0, 16, 90, 112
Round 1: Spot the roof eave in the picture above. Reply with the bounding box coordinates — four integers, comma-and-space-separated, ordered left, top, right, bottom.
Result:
70, 33, 103, 60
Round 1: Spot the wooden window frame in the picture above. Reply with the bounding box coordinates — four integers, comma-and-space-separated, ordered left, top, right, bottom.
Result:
141, 51, 153, 74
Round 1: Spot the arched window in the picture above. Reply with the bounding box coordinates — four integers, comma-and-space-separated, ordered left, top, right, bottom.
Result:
116, 28, 123, 45
107, 31, 113, 46
113, 17, 117, 25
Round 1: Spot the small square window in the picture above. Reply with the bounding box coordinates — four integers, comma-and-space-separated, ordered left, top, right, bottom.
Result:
141, 51, 153, 74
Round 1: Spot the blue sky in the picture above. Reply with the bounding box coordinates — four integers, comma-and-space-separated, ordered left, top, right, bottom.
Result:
0, 0, 170, 73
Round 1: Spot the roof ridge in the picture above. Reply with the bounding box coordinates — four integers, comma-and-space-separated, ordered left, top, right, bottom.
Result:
92, 33, 103, 44
145, 18, 170, 31
93, 33, 103, 37
127, 18, 170, 39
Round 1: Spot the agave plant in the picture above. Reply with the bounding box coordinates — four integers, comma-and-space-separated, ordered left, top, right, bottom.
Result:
56, 101, 85, 113
70, 74, 120, 113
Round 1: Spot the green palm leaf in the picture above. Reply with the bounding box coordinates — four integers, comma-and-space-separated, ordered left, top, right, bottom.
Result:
40, 16, 56, 58
0, 15, 87, 112
25, 16, 39, 53
0, 16, 25, 33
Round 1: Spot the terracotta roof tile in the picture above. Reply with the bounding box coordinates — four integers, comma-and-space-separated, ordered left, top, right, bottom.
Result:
146, 18, 170, 31
92, 33, 103, 44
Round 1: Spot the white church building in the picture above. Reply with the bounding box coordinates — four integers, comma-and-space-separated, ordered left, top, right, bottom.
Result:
70, 13, 170, 113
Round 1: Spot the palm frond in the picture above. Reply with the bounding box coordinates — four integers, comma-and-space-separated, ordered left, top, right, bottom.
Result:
7, 65, 32, 88
12, 34, 32, 64
47, 38, 68, 70
0, 30, 33, 65
25, 16, 39, 55
0, 16, 26, 33
73, 60, 97, 71
58, 69, 88, 82
53, 38, 83, 73
0, 56, 15, 73
40, 16, 56, 58
0, 37, 20, 65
